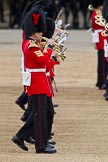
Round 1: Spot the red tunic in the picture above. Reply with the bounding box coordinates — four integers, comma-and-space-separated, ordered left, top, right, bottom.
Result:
91, 10, 105, 50
22, 39, 52, 96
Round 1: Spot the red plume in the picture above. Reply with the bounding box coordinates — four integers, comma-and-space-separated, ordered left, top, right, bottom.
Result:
32, 13, 40, 25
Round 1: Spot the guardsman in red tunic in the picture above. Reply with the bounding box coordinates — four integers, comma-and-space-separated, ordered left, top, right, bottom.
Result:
11, 8, 57, 154
90, 0, 108, 89
20, 18, 58, 141
101, 0, 108, 100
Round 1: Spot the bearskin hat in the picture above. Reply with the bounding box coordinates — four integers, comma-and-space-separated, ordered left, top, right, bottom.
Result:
22, 8, 46, 38
43, 17, 55, 38
32, 0, 58, 20
91, 0, 103, 8
21, 0, 47, 28
44, 4, 58, 20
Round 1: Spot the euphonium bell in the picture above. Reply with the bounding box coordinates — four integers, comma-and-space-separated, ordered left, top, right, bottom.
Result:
57, 47, 67, 61
56, 52, 66, 62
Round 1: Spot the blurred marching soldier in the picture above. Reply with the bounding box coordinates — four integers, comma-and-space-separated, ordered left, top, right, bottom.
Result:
16, 18, 58, 146
102, 0, 108, 20
0, 0, 4, 22
59, 0, 91, 29
8, 0, 20, 28
60, 0, 79, 29
101, 0, 108, 99
78, 0, 91, 29
19, 17, 57, 142
89, 0, 108, 89
8, 0, 29, 28
11, 6, 58, 153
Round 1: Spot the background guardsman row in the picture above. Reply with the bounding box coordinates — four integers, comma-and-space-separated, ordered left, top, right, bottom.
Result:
88, 0, 108, 101
1, 0, 92, 29
89, 0, 108, 90
0, 0, 4, 22
101, 0, 108, 100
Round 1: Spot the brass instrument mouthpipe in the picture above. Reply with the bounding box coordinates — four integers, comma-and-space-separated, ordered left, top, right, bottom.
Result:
41, 36, 59, 47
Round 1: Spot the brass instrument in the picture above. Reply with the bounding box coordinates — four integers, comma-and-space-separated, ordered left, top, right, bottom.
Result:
40, 36, 60, 51
40, 20, 70, 61
57, 48, 67, 61
40, 37, 47, 49
55, 9, 63, 26
54, 29, 69, 52
57, 29, 69, 37
40, 36, 67, 61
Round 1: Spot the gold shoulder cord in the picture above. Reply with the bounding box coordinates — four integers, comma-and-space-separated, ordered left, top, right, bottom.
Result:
28, 40, 39, 49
